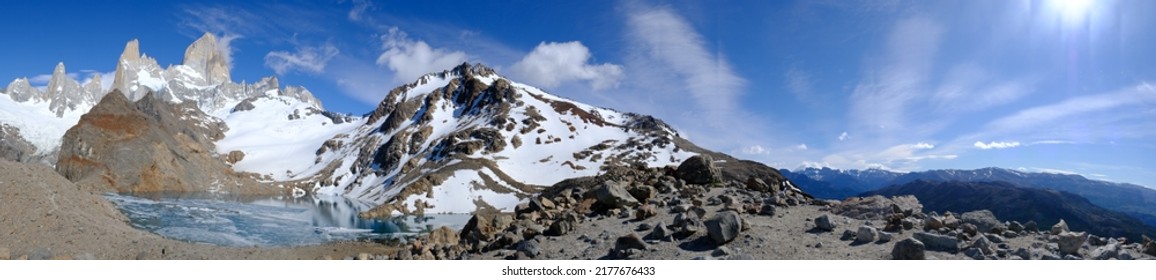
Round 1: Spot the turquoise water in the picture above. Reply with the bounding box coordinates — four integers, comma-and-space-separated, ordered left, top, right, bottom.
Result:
104, 192, 471, 247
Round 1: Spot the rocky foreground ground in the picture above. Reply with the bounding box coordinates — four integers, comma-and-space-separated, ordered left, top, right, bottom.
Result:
2, 156, 1155, 260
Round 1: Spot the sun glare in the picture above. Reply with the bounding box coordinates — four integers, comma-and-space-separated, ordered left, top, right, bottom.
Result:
1050, 0, 1095, 24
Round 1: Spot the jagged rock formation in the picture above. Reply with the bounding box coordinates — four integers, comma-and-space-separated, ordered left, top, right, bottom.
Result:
182, 33, 231, 85
55, 90, 267, 194
0, 33, 323, 164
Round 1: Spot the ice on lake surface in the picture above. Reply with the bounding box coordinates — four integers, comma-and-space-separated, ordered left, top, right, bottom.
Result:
104, 192, 472, 247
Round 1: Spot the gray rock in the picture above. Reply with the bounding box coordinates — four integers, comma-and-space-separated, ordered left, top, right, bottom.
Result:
971, 236, 995, 255
815, 214, 836, 231
646, 222, 671, 241
637, 223, 653, 231
1056, 231, 1088, 256
676, 155, 721, 185
711, 246, 734, 257
1090, 243, 1119, 260
964, 247, 985, 260
516, 239, 541, 258
1008, 221, 1025, 233
614, 233, 647, 254
673, 213, 702, 235
1024, 220, 1039, 232
1013, 248, 1032, 260
856, 226, 878, 243
705, 211, 742, 245
914, 232, 960, 253
878, 231, 893, 243
1051, 219, 1069, 235
28, 247, 52, 260
0, 247, 8, 260
840, 229, 856, 241
960, 210, 1004, 234
891, 238, 926, 260
759, 204, 776, 216
594, 180, 640, 208
396, 248, 413, 260
960, 223, 978, 237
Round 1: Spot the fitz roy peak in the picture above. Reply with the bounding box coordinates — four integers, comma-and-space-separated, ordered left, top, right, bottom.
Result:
0, 33, 321, 164
2, 35, 794, 216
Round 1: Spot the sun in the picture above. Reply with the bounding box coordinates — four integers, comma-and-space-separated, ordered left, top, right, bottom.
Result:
1050, 0, 1095, 24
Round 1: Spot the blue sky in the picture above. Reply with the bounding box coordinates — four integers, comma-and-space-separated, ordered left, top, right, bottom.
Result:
3, 0, 1156, 187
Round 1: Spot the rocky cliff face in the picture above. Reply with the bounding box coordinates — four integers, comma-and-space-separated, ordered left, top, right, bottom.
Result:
55, 90, 267, 194
182, 33, 231, 86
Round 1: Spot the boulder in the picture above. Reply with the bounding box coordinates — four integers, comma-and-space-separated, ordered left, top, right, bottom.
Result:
759, 204, 777, 216
964, 248, 985, 260
646, 221, 671, 241
628, 185, 657, 203
1024, 221, 1039, 232
960, 223, 978, 237
1144, 236, 1156, 256
516, 239, 541, 258
673, 213, 702, 236
960, 210, 1004, 234
1056, 231, 1088, 256
1008, 221, 1025, 233
635, 204, 658, 220
1090, 243, 1119, 260
925, 216, 945, 231
878, 231, 893, 243
614, 233, 647, 252
675, 155, 721, 185
815, 214, 836, 232
840, 229, 856, 241
1051, 219, 1069, 235
593, 180, 639, 208
891, 238, 926, 260
705, 211, 742, 245
971, 236, 995, 255
914, 232, 960, 253
856, 226, 878, 243
745, 177, 777, 193
428, 226, 460, 247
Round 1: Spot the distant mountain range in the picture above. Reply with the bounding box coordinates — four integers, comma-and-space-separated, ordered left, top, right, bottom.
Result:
865, 180, 1156, 241
782, 167, 1156, 227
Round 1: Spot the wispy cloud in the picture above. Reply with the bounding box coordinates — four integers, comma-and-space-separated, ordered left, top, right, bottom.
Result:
377, 27, 469, 83
974, 141, 1021, 150
849, 17, 942, 134
346, 0, 375, 22
987, 83, 1156, 133
265, 42, 341, 76
510, 41, 624, 90
838, 131, 849, 141
785, 67, 815, 104
625, 6, 745, 118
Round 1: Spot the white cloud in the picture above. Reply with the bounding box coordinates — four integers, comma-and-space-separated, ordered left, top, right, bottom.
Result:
265, 42, 340, 75
838, 131, 849, 141
626, 7, 745, 116
1030, 140, 1076, 145
28, 74, 53, 85
974, 141, 1021, 150
377, 27, 469, 83
510, 41, 623, 90
741, 145, 770, 155
215, 34, 241, 71
795, 144, 809, 151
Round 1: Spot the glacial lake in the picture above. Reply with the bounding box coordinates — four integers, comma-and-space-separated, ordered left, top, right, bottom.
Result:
104, 192, 472, 247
